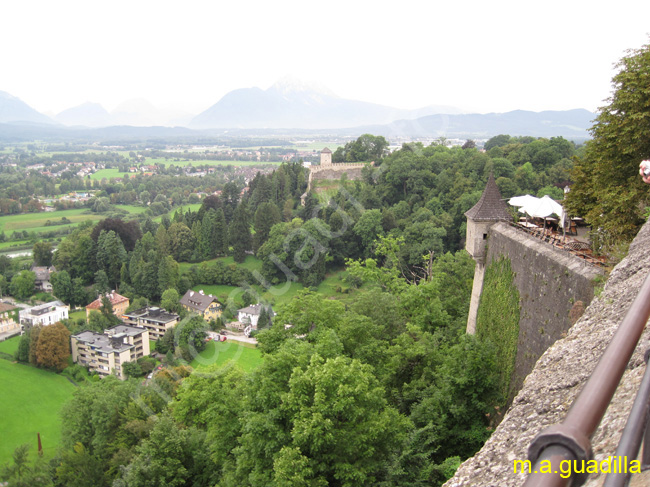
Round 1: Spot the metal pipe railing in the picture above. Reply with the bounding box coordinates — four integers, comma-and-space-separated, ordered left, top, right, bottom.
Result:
524, 271, 650, 487
603, 350, 650, 487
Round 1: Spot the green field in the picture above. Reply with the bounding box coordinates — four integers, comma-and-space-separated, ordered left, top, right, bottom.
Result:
144, 157, 281, 168
89, 168, 123, 180
0, 335, 20, 357
190, 340, 262, 372
0, 359, 76, 464
179, 255, 263, 274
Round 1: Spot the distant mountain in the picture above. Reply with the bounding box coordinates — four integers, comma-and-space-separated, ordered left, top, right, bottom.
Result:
111, 99, 194, 127
190, 77, 463, 130
0, 91, 57, 125
350, 109, 596, 140
55, 102, 113, 127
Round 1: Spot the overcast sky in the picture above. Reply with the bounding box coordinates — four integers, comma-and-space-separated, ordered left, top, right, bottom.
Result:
2, 0, 649, 116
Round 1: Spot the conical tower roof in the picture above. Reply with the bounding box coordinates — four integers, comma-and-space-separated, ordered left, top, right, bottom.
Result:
464, 174, 512, 222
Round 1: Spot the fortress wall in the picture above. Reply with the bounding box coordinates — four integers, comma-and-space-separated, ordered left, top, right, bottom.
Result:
485, 222, 602, 395
446, 220, 650, 487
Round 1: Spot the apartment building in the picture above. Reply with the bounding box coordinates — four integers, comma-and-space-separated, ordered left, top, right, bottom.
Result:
19, 300, 69, 328
122, 306, 179, 340
71, 325, 150, 379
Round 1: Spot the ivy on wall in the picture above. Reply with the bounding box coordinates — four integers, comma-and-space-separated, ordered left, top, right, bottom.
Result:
476, 256, 520, 403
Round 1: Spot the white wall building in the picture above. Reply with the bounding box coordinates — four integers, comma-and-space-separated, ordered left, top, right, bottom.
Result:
19, 300, 69, 327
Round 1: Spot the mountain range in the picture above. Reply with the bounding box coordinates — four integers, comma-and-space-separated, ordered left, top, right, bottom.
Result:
0, 81, 595, 140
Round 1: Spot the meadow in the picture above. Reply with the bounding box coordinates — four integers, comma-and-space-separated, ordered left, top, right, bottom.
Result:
0, 357, 76, 464
143, 157, 281, 167
0, 205, 148, 237
190, 339, 263, 373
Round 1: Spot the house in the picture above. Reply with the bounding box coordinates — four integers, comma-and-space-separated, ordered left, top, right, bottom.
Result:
0, 303, 20, 339
237, 304, 273, 330
122, 306, 179, 340
31, 265, 56, 292
86, 291, 130, 319
71, 324, 150, 380
19, 300, 69, 328
179, 290, 222, 321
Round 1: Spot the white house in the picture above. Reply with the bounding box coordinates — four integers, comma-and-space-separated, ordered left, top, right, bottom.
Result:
237, 304, 274, 330
19, 300, 69, 327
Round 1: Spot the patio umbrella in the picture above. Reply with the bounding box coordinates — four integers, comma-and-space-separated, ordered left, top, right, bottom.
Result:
508, 194, 539, 208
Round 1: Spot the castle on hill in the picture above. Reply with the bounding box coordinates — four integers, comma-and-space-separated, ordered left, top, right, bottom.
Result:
301, 147, 372, 204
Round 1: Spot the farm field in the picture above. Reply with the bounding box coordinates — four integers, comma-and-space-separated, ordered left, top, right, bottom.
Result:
0, 359, 76, 464
190, 339, 262, 373
143, 157, 281, 167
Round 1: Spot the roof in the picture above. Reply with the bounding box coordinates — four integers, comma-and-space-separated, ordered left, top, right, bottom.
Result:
464, 174, 512, 222
0, 303, 17, 313
123, 306, 179, 324
86, 291, 129, 310
21, 300, 67, 316
179, 290, 220, 313
31, 265, 56, 281
321, 147, 332, 153
238, 304, 264, 316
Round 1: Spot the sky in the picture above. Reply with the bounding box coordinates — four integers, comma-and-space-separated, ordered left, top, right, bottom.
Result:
1, 0, 649, 117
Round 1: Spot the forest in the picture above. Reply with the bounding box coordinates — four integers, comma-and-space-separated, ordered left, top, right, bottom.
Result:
0, 131, 585, 487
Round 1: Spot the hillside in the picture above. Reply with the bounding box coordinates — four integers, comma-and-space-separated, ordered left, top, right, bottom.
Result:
0, 91, 56, 125
445, 219, 650, 486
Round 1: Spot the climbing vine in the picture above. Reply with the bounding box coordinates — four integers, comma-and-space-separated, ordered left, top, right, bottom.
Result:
476, 256, 520, 403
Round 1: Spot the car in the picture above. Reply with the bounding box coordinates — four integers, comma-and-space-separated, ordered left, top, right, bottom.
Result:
220, 335, 227, 342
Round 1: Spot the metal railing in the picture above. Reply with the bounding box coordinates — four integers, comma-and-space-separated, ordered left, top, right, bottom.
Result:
524, 271, 650, 486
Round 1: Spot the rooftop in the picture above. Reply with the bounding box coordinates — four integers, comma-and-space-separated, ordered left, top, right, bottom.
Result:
464, 174, 512, 222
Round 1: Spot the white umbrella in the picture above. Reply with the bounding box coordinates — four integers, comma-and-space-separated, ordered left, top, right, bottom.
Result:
522, 195, 563, 219
508, 194, 539, 208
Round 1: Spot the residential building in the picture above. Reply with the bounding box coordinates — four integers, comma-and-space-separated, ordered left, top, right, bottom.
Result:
179, 290, 223, 321
71, 325, 150, 379
86, 291, 130, 319
0, 303, 20, 339
122, 306, 179, 340
31, 265, 56, 292
19, 300, 69, 328
237, 303, 274, 330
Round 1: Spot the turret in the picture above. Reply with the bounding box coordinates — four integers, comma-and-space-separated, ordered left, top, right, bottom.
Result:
320, 147, 332, 166
464, 174, 512, 264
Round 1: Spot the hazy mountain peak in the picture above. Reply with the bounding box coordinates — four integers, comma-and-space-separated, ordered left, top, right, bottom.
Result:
0, 90, 57, 125
268, 76, 339, 98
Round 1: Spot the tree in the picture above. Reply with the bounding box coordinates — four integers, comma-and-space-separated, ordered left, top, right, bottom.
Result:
253, 202, 281, 253
160, 288, 181, 314
0, 444, 53, 487
229, 201, 252, 263
10, 270, 35, 301
35, 322, 70, 370
157, 255, 180, 296
565, 42, 650, 249
32, 241, 53, 267
95, 230, 127, 289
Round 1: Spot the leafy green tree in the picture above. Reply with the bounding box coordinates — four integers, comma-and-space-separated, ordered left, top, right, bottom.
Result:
157, 255, 180, 295
32, 241, 53, 267
167, 222, 194, 262
55, 442, 108, 487
10, 270, 35, 301
160, 288, 181, 314
565, 42, 650, 249
0, 444, 53, 487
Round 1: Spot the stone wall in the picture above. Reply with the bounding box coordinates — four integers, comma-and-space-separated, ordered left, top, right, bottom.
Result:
445, 220, 650, 487
485, 223, 603, 396
310, 165, 366, 181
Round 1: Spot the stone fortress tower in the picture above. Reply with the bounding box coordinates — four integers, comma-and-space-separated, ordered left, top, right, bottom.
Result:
464, 174, 512, 333
320, 147, 332, 166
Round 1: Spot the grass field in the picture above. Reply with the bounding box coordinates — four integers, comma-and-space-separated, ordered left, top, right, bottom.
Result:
89, 168, 123, 180
0, 359, 76, 464
0, 205, 148, 236
144, 157, 281, 167
179, 255, 263, 274
190, 339, 262, 372
0, 335, 20, 357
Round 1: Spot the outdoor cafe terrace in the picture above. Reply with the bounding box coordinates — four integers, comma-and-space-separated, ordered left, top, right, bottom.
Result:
508, 194, 607, 268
